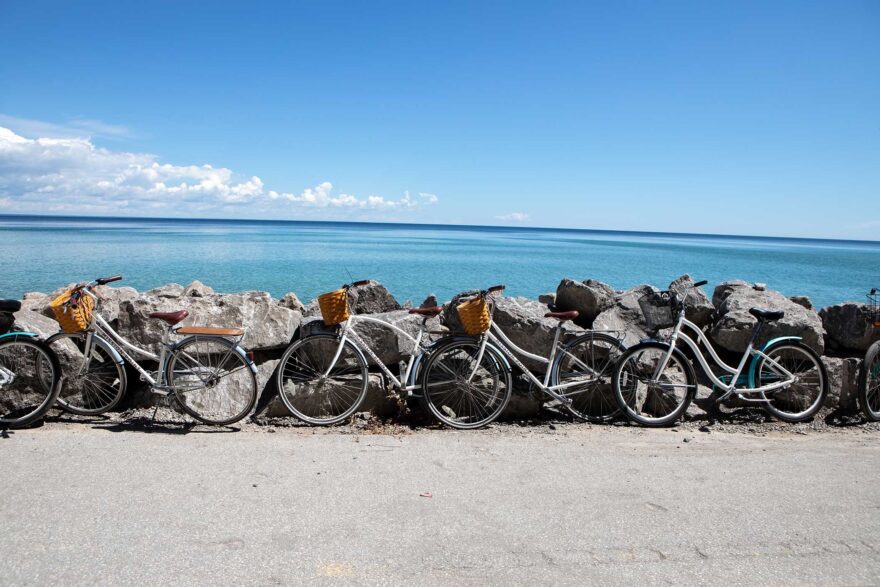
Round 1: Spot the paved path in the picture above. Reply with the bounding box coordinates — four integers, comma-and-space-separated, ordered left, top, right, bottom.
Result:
1, 423, 879, 586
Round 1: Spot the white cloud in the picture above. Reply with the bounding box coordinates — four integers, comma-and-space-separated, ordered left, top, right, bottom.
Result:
495, 212, 530, 222
0, 114, 131, 140
0, 126, 438, 218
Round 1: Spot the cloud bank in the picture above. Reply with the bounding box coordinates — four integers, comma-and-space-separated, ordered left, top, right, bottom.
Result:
0, 126, 437, 219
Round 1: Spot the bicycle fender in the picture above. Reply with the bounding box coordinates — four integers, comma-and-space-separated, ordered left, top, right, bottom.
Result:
172, 336, 258, 374
0, 331, 39, 339
747, 336, 802, 388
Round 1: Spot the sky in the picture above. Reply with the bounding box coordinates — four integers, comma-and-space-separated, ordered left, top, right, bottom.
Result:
0, 0, 877, 239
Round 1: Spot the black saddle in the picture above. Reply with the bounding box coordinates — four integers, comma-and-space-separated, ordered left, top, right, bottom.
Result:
0, 299, 21, 313
749, 307, 784, 321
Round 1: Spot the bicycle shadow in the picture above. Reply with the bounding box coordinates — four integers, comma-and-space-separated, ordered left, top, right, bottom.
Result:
91, 416, 242, 435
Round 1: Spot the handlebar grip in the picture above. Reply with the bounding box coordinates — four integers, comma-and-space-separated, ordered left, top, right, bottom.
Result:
487, 285, 506, 293
351, 279, 371, 287
96, 275, 123, 285
693, 280, 708, 288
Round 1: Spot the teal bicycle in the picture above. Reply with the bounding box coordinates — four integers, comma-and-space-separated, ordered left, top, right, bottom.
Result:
0, 299, 62, 428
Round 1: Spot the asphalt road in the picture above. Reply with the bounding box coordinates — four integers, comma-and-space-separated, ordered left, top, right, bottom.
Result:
1, 423, 879, 586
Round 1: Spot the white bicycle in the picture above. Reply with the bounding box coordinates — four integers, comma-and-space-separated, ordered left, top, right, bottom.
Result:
46, 275, 258, 426
612, 279, 828, 427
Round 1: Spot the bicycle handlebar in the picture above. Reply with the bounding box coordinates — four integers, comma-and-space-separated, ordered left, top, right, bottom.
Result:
487, 285, 505, 293
350, 279, 371, 288
96, 275, 123, 285
693, 280, 708, 288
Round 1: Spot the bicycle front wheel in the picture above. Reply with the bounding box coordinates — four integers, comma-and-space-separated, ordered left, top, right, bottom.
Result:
756, 341, 827, 422
166, 337, 257, 426
612, 342, 696, 427
860, 341, 880, 422
45, 332, 127, 415
0, 337, 61, 428
276, 334, 369, 425
550, 332, 626, 422
420, 339, 512, 429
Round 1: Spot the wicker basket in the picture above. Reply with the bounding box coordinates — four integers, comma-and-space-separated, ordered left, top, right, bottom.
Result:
318, 288, 351, 326
457, 297, 491, 335
50, 289, 95, 333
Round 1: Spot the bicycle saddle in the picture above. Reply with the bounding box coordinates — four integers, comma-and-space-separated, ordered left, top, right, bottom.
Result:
749, 307, 784, 321
409, 306, 443, 317
0, 299, 22, 313
545, 310, 579, 321
149, 310, 189, 325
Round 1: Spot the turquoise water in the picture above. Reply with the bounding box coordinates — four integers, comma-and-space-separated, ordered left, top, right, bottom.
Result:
1, 214, 877, 309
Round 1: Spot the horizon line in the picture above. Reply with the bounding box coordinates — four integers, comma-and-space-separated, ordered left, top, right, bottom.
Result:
0, 211, 875, 246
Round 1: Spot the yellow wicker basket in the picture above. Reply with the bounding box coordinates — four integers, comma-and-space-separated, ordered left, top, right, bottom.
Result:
50, 289, 95, 333
457, 297, 490, 335
318, 288, 351, 326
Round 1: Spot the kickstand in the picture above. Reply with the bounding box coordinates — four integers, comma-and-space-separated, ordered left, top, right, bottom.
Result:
151, 404, 159, 423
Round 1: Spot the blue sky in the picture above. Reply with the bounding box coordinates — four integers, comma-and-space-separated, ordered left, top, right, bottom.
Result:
0, 0, 877, 239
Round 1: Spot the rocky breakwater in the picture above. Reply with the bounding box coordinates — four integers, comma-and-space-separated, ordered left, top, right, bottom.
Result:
11, 274, 875, 423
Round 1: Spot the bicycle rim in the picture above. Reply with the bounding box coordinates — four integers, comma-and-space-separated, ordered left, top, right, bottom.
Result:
614, 344, 694, 426
552, 333, 626, 422
47, 332, 127, 415
757, 343, 826, 422
0, 338, 61, 428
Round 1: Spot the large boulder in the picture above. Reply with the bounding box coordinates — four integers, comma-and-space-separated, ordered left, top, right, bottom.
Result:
116, 288, 301, 353
12, 309, 62, 338
278, 292, 305, 313
593, 284, 658, 347
709, 281, 825, 354
348, 280, 401, 314
668, 274, 714, 327
491, 296, 575, 371
820, 303, 877, 353
554, 278, 615, 327
822, 357, 860, 411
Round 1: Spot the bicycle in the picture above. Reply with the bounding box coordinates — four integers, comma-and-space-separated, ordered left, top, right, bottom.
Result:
45, 275, 258, 426
612, 279, 828, 427
0, 299, 63, 428
858, 288, 880, 422
275, 280, 500, 425
418, 285, 628, 429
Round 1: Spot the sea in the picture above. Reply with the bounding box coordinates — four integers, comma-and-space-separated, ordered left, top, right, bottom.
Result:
1, 214, 877, 310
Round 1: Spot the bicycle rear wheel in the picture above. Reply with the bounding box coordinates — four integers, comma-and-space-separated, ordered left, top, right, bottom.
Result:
550, 332, 626, 422
860, 341, 880, 422
45, 332, 127, 415
0, 337, 61, 428
756, 341, 827, 422
166, 336, 257, 426
276, 334, 369, 425
420, 338, 511, 429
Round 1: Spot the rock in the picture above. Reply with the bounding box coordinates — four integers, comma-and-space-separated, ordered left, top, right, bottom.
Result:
491, 296, 574, 371
593, 285, 657, 347
820, 303, 877, 353
822, 357, 860, 411
554, 278, 615, 327
182, 280, 214, 297
790, 296, 813, 310
501, 374, 542, 419
278, 292, 305, 313
710, 281, 825, 354
420, 294, 438, 308
302, 300, 321, 319
348, 280, 401, 314
91, 285, 140, 325
538, 293, 555, 305
116, 289, 301, 353
145, 283, 184, 298
668, 274, 714, 327
346, 310, 440, 366
19, 291, 50, 314
754, 283, 767, 291
12, 309, 61, 337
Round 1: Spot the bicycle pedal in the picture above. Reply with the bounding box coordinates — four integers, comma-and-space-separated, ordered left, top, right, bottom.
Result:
150, 388, 170, 396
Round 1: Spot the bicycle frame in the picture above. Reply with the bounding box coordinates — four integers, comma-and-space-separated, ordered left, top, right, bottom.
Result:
331, 313, 434, 394
656, 315, 796, 402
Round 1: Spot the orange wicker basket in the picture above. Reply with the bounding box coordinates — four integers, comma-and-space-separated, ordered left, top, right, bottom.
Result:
318, 288, 351, 326
50, 289, 95, 333
456, 297, 490, 335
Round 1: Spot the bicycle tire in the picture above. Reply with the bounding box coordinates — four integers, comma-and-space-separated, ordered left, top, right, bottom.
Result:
755, 341, 827, 423
612, 341, 697, 427
276, 334, 369, 425
859, 341, 880, 422
166, 336, 257, 426
45, 331, 127, 415
419, 337, 512, 429
550, 332, 627, 423
0, 336, 62, 428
